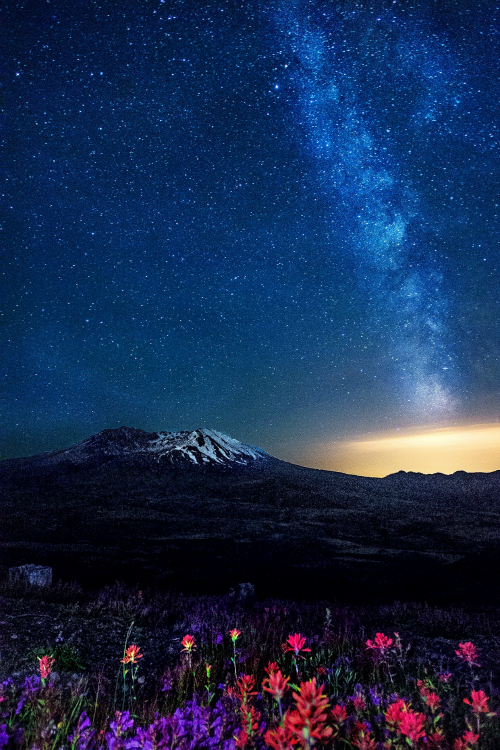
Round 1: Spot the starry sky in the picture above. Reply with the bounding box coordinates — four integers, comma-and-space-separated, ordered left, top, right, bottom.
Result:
3, 0, 500, 474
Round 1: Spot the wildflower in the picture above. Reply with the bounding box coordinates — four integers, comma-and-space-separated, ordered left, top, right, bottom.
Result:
352, 695, 366, 712
283, 634, 311, 658
265, 661, 279, 676
423, 692, 441, 712
454, 731, 480, 750
463, 690, 494, 715
351, 722, 377, 750
230, 629, 241, 642
285, 678, 332, 747
105, 710, 134, 750
366, 633, 393, 652
67, 710, 96, 750
331, 704, 348, 725
398, 711, 426, 743
384, 698, 409, 729
236, 675, 258, 705
180, 635, 196, 652
438, 672, 452, 683
264, 725, 294, 750
263, 670, 290, 701
429, 728, 446, 747
455, 642, 480, 667
120, 645, 143, 664
38, 655, 55, 682
206, 664, 212, 678
0, 724, 8, 750
236, 704, 262, 748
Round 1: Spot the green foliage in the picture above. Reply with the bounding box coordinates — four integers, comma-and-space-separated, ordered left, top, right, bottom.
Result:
29, 643, 87, 672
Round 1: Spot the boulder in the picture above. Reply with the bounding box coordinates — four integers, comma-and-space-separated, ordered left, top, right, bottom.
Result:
8, 564, 53, 587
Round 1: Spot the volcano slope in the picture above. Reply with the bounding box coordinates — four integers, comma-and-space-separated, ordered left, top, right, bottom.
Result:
2, 427, 499, 605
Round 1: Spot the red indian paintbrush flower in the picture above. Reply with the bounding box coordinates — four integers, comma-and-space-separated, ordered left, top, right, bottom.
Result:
38, 655, 55, 680
351, 722, 377, 750
366, 632, 393, 652
264, 725, 294, 750
181, 634, 196, 652
384, 698, 409, 729
262, 670, 290, 701
265, 661, 279, 677
283, 633, 311, 658
285, 678, 332, 747
120, 644, 143, 664
455, 642, 480, 667
230, 629, 241, 642
236, 703, 262, 749
331, 704, 348, 725
454, 731, 480, 750
236, 675, 258, 705
424, 692, 441, 712
463, 690, 494, 715
398, 710, 426, 743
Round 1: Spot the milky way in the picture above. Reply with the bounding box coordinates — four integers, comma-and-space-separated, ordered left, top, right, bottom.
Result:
3, 0, 500, 464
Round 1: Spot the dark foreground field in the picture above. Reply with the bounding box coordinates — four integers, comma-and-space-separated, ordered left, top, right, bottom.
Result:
2, 442, 500, 606
1, 577, 500, 749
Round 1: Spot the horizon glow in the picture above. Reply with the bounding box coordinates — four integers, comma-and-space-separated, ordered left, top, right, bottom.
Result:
295, 423, 500, 477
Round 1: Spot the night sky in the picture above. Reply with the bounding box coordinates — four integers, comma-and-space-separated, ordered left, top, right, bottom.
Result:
3, 0, 500, 474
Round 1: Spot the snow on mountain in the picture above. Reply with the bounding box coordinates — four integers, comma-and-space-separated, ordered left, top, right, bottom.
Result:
148, 428, 269, 465
34, 426, 270, 467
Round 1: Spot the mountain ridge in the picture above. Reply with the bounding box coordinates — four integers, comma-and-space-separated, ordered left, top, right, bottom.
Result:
2, 425, 499, 603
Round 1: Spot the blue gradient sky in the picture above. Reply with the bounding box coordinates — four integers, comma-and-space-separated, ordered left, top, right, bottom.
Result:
3, 0, 499, 471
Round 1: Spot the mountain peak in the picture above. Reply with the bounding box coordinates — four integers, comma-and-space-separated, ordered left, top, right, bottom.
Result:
45, 426, 272, 468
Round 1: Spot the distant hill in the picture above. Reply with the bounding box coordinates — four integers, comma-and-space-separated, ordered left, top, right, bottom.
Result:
2, 427, 499, 604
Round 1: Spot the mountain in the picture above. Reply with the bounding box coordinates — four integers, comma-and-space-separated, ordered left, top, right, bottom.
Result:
8, 426, 271, 469
2, 427, 500, 604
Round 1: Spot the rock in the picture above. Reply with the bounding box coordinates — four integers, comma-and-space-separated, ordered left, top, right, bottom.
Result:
8, 564, 53, 587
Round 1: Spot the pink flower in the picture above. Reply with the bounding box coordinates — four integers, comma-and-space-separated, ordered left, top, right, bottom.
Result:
262, 670, 290, 701
331, 704, 348, 724
424, 692, 441, 711
38, 655, 55, 680
463, 690, 493, 715
398, 711, 426, 742
455, 642, 480, 667
283, 633, 311, 658
353, 695, 366, 712
230, 629, 241, 642
454, 731, 480, 750
180, 634, 196, 652
265, 661, 279, 676
366, 632, 393, 652
438, 672, 452, 682
384, 698, 408, 729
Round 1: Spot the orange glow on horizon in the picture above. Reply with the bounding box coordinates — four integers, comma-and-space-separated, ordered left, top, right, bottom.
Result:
297, 423, 500, 477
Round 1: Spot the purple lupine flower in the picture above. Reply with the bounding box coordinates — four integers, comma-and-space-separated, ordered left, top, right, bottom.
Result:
22, 674, 41, 697
105, 711, 135, 750
369, 686, 383, 707
0, 724, 9, 750
161, 676, 173, 692
68, 711, 96, 750
213, 633, 223, 645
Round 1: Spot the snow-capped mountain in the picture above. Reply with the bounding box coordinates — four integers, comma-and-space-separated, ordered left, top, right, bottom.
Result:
22, 426, 271, 468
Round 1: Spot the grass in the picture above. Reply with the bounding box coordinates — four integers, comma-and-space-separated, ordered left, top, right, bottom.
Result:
0, 577, 499, 749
